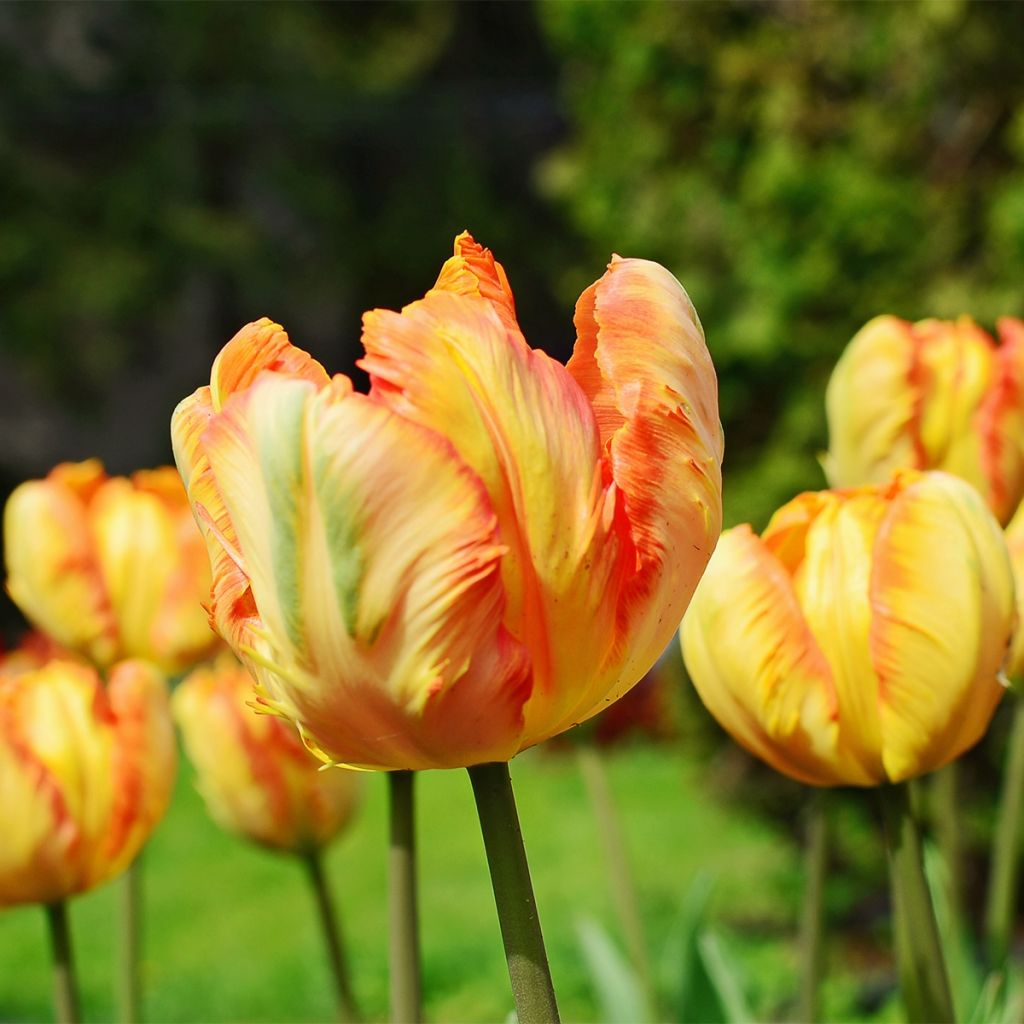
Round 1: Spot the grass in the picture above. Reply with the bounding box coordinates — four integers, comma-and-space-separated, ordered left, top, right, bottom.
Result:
1, 743, 827, 1023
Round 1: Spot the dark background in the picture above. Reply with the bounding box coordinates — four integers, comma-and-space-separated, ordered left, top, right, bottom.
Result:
2, 0, 1023, 632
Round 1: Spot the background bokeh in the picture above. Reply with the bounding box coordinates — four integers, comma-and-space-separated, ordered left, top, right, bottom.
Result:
1, 5, 1023, 1019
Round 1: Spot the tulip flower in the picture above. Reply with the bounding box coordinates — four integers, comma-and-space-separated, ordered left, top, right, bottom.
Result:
682, 470, 1015, 1024
174, 654, 361, 854
682, 470, 1013, 787
0, 652, 175, 906
172, 232, 722, 1024
171, 233, 722, 772
4, 460, 218, 674
174, 654, 362, 1020
825, 315, 1024, 525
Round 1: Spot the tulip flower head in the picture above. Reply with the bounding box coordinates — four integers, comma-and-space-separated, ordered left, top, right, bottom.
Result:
681, 471, 1014, 786
0, 650, 176, 906
174, 654, 361, 853
172, 233, 723, 771
825, 315, 1024, 524
1004, 501, 1024, 683
4, 460, 219, 674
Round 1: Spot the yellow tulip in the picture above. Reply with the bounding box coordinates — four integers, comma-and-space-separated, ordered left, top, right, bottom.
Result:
825, 315, 1024, 524
172, 232, 723, 770
4, 460, 219, 673
0, 651, 176, 906
681, 471, 1014, 786
174, 654, 361, 853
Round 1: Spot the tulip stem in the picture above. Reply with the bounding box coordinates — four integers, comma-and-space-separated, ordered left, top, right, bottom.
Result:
45, 900, 81, 1024
797, 790, 828, 1024
577, 744, 655, 1016
468, 761, 560, 1024
986, 697, 1024, 967
304, 849, 362, 1023
879, 782, 955, 1024
118, 855, 143, 1023
932, 762, 965, 944
388, 770, 422, 1024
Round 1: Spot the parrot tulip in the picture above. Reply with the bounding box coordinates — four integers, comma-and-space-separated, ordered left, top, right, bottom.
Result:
174, 654, 361, 853
681, 470, 1014, 786
4, 460, 218, 674
0, 651, 176, 907
824, 315, 1024, 525
172, 232, 723, 771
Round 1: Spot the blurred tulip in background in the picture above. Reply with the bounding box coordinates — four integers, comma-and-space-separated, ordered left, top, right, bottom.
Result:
0, 651, 176, 907
171, 233, 723, 772
4, 460, 218, 674
825, 316, 1024, 524
174, 654, 361, 854
681, 470, 1014, 787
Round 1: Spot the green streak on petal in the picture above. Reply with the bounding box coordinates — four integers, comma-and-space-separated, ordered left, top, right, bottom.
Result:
312, 444, 365, 639
254, 384, 306, 655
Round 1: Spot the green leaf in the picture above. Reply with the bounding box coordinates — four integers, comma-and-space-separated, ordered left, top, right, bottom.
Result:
575, 915, 653, 1024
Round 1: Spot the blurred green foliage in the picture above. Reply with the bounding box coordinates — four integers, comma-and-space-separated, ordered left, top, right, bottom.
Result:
539, 0, 1024, 526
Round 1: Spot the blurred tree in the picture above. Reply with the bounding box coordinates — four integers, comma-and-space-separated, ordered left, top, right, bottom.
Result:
0, 0, 572, 478
539, 0, 1024, 527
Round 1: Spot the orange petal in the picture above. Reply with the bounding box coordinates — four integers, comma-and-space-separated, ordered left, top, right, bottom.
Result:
568, 256, 724, 698
209, 318, 330, 412
360, 286, 624, 747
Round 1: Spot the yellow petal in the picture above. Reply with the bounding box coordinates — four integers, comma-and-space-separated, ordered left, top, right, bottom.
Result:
681, 527, 847, 786
4, 466, 118, 668
868, 472, 1013, 781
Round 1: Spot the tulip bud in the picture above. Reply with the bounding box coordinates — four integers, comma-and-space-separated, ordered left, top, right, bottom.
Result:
0, 654, 176, 906
681, 471, 1015, 786
173, 655, 361, 853
825, 316, 1024, 525
4, 460, 219, 673
172, 233, 723, 770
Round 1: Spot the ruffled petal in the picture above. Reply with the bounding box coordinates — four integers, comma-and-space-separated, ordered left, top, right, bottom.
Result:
568, 256, 723, 698
681, 527, 851, 786
210, 318, 329, 411
204, 374, 532, 770
869, 472, 1013, 781
432, 232, 522, 342
360, 284, 623, 747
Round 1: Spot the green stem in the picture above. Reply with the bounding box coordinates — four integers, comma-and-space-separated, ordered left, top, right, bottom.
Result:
932, 763, 965, 944
118, 855, 142, 1023
388, 771, 422, 1024
797, 790, 827, 1024
468, 761, 560, 1024
577, 745, 655, 1017
304, 849, 362, 1023
45, 900, 81, 1024
985, 696, 1024, 967
879, 782, 955, 1024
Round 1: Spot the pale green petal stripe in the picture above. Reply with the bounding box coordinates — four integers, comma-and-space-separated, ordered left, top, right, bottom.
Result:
311, 432, 365, 639
253, 382, 308, 656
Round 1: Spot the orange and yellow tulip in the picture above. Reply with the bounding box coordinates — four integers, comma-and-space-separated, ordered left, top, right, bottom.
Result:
825, 315, 1024, 524
4, 460, 218, 674
172, 232, 723, 771
0, 651, 176, 906
174, 654, 361, 853
681, 471, 1014, 786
